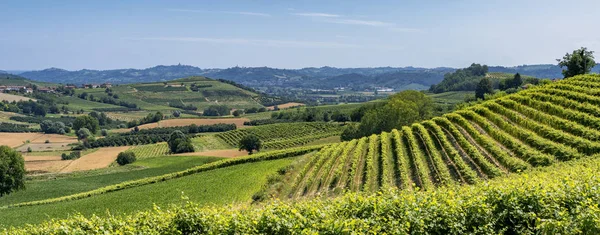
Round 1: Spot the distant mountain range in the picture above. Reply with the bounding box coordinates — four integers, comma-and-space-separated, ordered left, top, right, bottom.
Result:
8, 64, 600, 91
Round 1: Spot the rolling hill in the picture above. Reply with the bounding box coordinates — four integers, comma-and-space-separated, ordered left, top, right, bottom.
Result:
284, 74, 600, 197
69, 76, 270, 112
3, 74, 600, 233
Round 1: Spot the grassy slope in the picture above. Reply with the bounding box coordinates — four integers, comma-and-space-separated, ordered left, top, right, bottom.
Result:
0, 157, 295, 228
70, 77, 265, 112
0, 156, 223, 207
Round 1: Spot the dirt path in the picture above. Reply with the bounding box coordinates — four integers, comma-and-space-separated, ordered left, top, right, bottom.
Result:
60, 146, 130, 173
174, 149, 248, 158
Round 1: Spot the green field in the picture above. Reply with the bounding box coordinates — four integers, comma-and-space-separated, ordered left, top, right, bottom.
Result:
0, 156, 223, 207
0, 157, 295, 228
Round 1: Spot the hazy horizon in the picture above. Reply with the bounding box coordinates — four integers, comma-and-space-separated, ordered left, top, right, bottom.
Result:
2, 0, 599, 70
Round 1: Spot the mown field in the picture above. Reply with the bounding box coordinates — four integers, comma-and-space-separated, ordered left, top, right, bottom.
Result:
285, 74, 600, 197
0, 156, 223, 207
0, 157, 295, 228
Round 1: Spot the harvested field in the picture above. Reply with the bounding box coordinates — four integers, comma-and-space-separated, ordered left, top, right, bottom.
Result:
17, 143, 71, 152
137, 118, 250, 129
0, 133, 45, 148
59, 146, 130, 173
26, 159, 73, 174
0, 93, 35, 102
267, 102, 305, 110
29, 134, 78, 144
24, 155, 62, 161
175, 149, 248, 158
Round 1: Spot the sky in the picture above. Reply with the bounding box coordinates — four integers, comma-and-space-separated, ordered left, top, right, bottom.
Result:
1, 0, 599, 70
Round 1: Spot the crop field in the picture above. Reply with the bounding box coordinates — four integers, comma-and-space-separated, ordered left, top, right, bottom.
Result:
56, 96, 123, 111
216, 122, 344, 149
0, 156, 223, 208
285, 74, 600, 197
136, 118, 250, 129
59, 146, 131, 173
0, 150, 311, 227
0, 93, 34, 102
175, 149, 248, 158
0, 133, 76, 148
266, 102, 305, 110
124, 135, 231, 159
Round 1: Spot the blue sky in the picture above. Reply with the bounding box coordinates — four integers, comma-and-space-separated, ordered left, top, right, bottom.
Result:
1, 0, 599, 70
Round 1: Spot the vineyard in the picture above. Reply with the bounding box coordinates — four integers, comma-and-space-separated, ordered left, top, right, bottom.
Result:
216, 122, 344, 149
285, 74, 600, 197
127, 142, 170, 159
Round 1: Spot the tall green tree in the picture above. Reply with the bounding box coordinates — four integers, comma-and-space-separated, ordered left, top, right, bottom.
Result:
238, 134, 262, 154
557, 47, 596, 78
475, 78, 493, 100
512, 73, 523, 88
0, 146, 25, 197
341, 90, 434, 140
167, 131, 194, 153
73, 115, 100, 133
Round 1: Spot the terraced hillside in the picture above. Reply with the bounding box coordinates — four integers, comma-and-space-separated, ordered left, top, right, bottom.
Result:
71, 76, 268, 112
286, 74, 600, 197
216, 122, 344, 149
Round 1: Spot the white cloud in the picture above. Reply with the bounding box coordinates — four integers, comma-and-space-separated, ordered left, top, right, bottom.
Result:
324, 19, 393, 27
125, 37, 359, 48
167, 9, 270, 17
292, 12, 341, 18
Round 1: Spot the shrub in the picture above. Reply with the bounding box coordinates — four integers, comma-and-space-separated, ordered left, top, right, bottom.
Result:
44, 140, 50, 144
116, 152, 136, 165
61, 151, 81, 160
101, 129, 108, 136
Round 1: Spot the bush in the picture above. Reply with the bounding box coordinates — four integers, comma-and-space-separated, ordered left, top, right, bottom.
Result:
0, 146, 25, 196
77, 128, 92, 140
101, 129, 108, 136
61, 151, 81, 160
116, 152, 136, 165
44, 140, 50, 144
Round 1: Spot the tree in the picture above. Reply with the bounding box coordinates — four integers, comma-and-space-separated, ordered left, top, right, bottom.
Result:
73, 115, 100, 133
557, 47, 596, 78
238, 134, 262, 154
341, 90, 434, 140
172, 110, 181, 118
203, 105, 230, 116
475, 78, 493, 100
232, 110, 243, 117
512, 73, 523, 88
167, 131, 194, 153
0, 146, 25, 197
116, 152, 136, 165
77, 128, 92, 140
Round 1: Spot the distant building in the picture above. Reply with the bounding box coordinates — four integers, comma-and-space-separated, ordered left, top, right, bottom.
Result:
38, 87, 55, 93
83, 84, 101, 89
25, 88, 33, 93
101, 83, 112, 88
